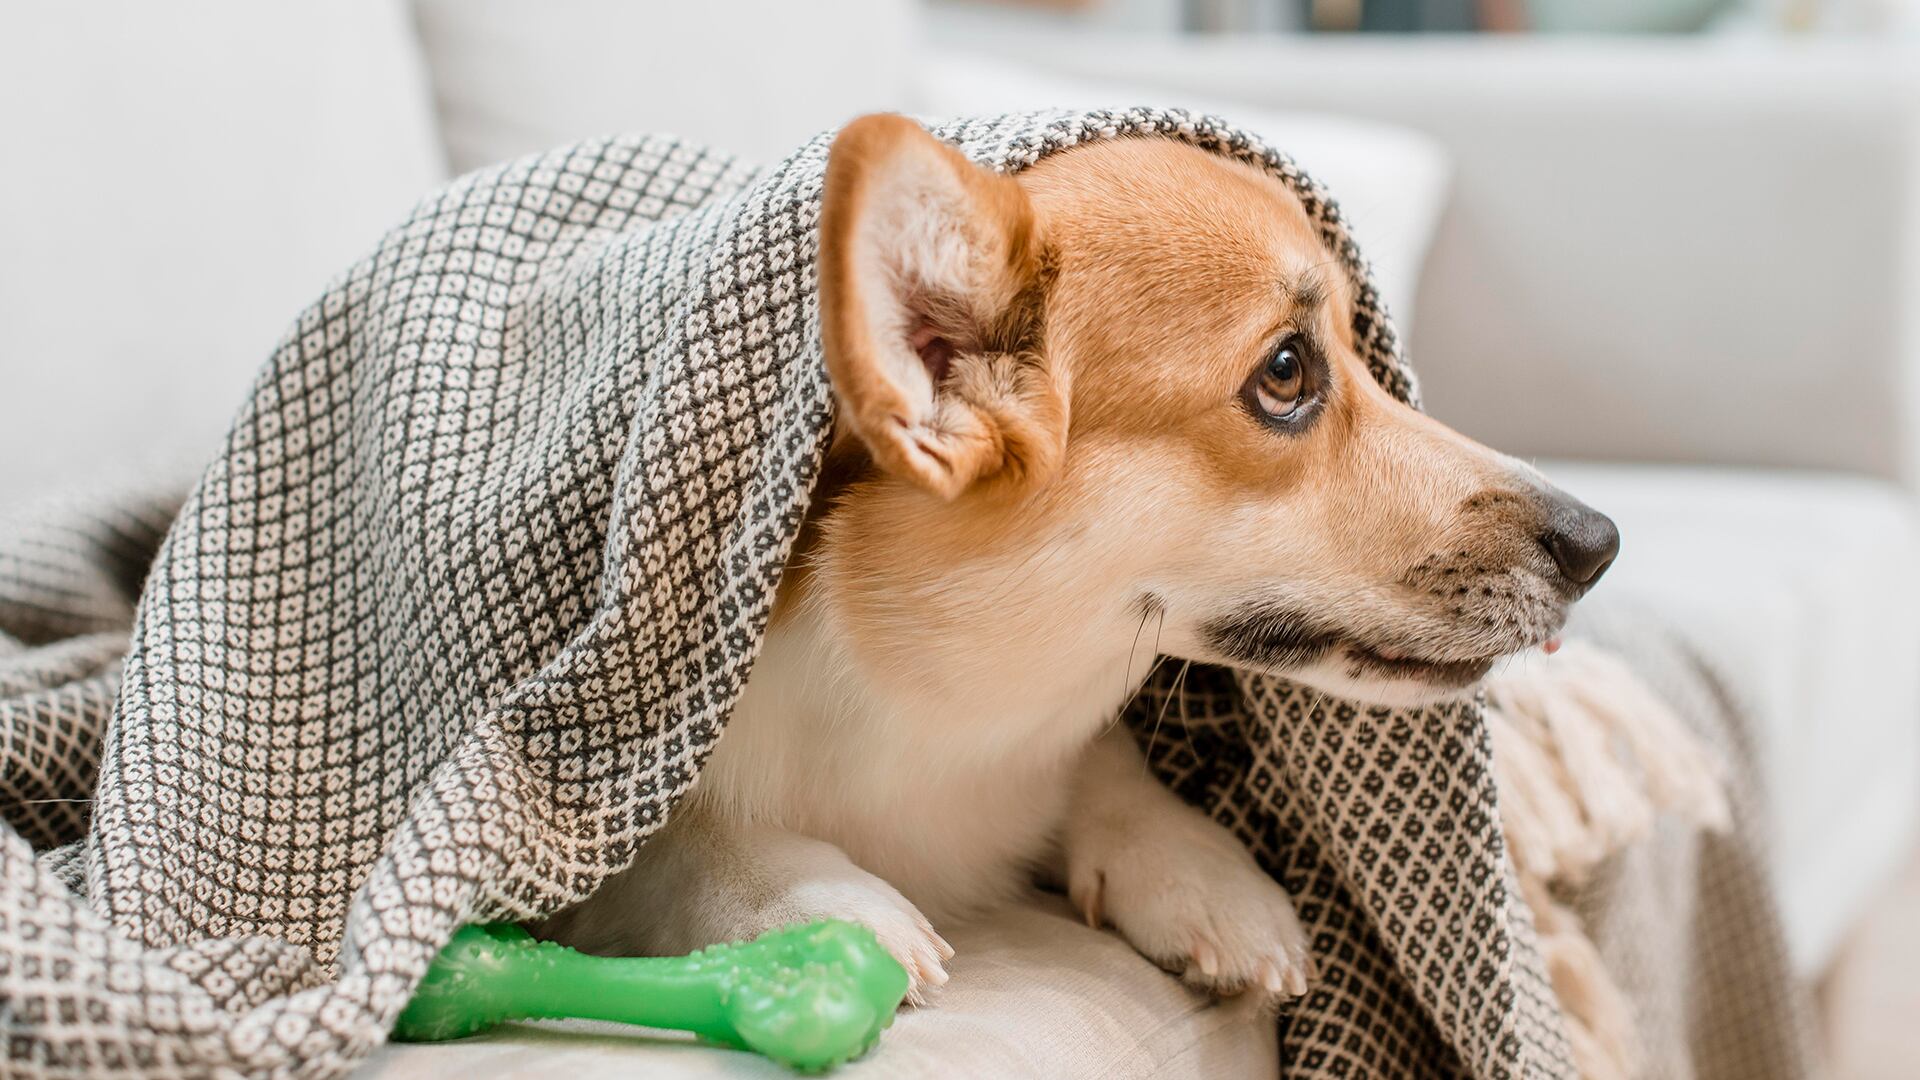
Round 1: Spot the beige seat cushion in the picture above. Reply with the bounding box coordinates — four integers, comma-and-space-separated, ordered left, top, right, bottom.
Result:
357, 894, 1275, 1079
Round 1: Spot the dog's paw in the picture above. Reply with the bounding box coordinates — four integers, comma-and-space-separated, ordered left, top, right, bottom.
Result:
1067, 812, 1312, 1003
768, 872, 954, 1006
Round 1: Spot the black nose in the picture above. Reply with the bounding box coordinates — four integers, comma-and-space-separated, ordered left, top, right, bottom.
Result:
1540, 497, 1619, 587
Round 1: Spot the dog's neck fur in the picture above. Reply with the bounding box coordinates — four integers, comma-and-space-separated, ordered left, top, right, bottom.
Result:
693, 453, 1155, 922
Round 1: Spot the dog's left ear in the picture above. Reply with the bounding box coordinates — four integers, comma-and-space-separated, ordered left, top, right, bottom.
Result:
819, 114, 1064, 500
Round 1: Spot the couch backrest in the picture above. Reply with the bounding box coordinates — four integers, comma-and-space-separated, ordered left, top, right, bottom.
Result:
0, 0, 916, 508
962, 34, 1920, 486
0, 0, 446, 506
412, 0, 914, 174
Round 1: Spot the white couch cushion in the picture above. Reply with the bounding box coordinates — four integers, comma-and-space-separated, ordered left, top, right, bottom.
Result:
358, 894, 1273, 1079
0, 0, 445, 508
411, 0, 916, 173
1543, 461, 1920, 973
911, 55, 1451, 340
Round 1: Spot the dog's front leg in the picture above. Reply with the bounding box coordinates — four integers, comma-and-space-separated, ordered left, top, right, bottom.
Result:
537, 799, 953, 1004
1060, 727, 1313, 1001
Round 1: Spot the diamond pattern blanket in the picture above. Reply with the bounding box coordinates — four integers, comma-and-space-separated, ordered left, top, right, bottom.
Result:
0, 110, 1798, 1079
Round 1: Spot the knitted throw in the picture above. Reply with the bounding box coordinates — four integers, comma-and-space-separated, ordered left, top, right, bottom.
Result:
1, 110, 1591, 1078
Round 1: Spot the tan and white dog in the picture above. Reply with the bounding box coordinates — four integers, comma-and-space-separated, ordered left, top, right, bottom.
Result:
542, 115, 1618, 1004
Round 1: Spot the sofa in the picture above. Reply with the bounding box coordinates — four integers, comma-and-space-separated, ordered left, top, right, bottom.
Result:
3, 2, 1915, 1076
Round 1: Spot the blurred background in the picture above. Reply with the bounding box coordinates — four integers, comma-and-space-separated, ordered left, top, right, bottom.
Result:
2, 2, 1917, 1076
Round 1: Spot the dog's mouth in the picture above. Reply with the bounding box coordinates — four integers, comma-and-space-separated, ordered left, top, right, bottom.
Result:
1340, 641, 1498, 688
1195, 600, 1563, 694
1343, 629, 1565, 688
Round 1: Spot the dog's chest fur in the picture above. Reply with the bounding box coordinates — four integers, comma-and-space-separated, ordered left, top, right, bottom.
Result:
694, 594, 1141, 922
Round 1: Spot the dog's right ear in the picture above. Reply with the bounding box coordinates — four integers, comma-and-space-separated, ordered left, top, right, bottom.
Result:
819, 114, 1064, 501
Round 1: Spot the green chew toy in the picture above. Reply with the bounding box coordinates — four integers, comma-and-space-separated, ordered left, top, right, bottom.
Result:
391, 919, 910, 1072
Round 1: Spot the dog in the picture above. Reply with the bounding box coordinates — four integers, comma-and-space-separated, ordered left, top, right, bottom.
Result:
539, 114, 1618, 1005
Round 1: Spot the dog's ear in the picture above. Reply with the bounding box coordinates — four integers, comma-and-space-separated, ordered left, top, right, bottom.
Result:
820, 114, 1064, 500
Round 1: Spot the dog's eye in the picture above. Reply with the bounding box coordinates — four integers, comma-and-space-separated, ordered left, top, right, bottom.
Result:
1250, 339, 1309, 421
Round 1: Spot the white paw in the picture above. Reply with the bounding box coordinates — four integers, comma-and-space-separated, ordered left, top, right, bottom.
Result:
1068, 812, 1313, 1002
538, 819, 952, 1006
761, 870, 954, 1006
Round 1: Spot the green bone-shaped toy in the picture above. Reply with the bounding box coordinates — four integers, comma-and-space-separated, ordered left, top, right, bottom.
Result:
392, 920, 910, 1072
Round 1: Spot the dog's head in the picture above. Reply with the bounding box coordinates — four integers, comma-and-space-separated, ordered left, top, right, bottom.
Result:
815, 115, 1616, 708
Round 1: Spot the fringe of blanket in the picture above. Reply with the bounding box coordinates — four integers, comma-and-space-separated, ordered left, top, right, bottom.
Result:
1484, 642, 1733, 1080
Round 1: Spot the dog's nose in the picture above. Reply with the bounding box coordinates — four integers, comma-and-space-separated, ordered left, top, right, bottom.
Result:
1539, 496, 1619, 587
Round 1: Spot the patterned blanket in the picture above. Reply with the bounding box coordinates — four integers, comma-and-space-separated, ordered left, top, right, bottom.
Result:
0, 110, 1806, 1079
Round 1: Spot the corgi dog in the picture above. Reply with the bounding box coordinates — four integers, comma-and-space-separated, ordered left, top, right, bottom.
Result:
541, 115, 1618, 1004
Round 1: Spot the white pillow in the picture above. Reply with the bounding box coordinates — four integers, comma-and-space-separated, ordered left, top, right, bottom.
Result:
0, 0, 444, 507
911, 55, 1451, 340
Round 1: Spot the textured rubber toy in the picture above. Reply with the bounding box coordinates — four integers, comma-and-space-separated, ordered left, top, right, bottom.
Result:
391, 919, 910, 1072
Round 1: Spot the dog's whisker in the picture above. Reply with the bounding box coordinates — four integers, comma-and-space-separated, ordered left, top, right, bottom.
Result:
1136, 607, 1167, 699
1150, 611, 1203, 758
1107, 652, 1173, 738
1111, 604, 1170, 734
1174, 662, 1202, 757
1121, 604, 1156, 702
1143, 658, 1192, 775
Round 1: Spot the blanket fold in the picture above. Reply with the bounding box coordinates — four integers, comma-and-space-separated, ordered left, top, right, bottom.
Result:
0, 109, 1801, 1080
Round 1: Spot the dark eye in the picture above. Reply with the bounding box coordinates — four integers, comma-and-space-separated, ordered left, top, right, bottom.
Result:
1248, 337, 1310, 422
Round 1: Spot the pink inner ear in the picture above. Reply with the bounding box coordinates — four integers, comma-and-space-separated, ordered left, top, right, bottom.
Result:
909, 321, 955, 385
